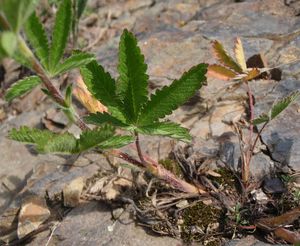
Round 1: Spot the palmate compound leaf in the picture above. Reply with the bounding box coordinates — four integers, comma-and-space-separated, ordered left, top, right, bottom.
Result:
48, 0, 72, 73
9, 126, 134, 154
80, 60, 126, 122
24, 12, 49, 69
5, 76, 41, 102
117, 29, 149, 122
212, 40, 243, 73
136, 121, 191, 142
252, 91, 300, 125
137, 63, 208, 125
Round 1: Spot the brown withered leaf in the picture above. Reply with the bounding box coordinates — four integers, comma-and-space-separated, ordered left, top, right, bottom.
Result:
274, 227, 300, 244
17, 196, 50, 239
207, 64, 237, 81
243, 68, 260, 81
73, 76, 107, 113
256, 206, 300, 231
234, 37, 247, 72
211, 40, 243, 73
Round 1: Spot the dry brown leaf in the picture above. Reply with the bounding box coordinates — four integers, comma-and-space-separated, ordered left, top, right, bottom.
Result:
17, 196, 50, 239
211, 40, 243, 73
243, 68, 260, 81
274, 227, 300, 244
207, 64, 237, 81
234, 37, 247, 72
73, 76, 107, 113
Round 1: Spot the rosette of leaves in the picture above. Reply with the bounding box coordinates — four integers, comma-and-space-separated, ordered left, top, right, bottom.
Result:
81, 29, 208, 143
3, 0, 95, 102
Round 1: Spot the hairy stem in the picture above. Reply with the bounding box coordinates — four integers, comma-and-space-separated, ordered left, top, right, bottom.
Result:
134, 131, 146, 164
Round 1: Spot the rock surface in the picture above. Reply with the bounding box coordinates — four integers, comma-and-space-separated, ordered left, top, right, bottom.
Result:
1, 0, 300, 245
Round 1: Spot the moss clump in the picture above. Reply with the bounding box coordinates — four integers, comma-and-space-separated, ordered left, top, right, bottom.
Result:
159, 158, 183, 177
181, 202, 222, 243
211, 168, 236, 189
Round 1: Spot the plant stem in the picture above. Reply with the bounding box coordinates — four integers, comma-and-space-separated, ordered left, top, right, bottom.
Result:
243, 81, 254, 185
249, 121, 268, 159
134, 131, 146, 164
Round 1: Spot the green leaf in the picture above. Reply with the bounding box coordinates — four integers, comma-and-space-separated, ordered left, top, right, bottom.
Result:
5, 76, 41, 102
80, 60, 126, 121
252, 113, 269, 125
84, 112, 129, 128
1, 0, 40, 32
78, 125, 115, 151
117, 29, 149, 122
48, 0, 72, 73
253, 91, 300, 125
54, 52, 95, 75
0, 31, 17, 56
138, 63, 207, 124
9, 126, 54, 145
65, 84, 73, 107
24, 12, 49, 69
98, 135, 134, 149
77, 0, 88, 19
270, 91, 300, 120
9, 125, 130, 154
136, 121, 192, 142
212, 40, 243, 73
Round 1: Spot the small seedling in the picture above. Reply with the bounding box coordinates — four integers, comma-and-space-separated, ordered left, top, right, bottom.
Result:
208, 38, 300, 186
1, 0, 208, 194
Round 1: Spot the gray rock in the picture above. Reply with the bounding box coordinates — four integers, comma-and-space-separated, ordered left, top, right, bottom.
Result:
50, 201, 180, 246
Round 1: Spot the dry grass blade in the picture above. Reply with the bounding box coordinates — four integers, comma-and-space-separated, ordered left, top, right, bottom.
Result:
243, 68, 260, 81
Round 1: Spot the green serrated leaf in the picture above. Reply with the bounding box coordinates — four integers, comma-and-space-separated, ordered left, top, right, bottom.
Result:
43, 133, 78, 153
117, 29, 149, 122
270, 91, 300, 120
1, 0, 40, 32
54, 52, 95, 75
9, 126, 54, 145
78, 126, 115, 151
77, 0, 88, 19
136, 121, 192, 142
98, 135, 134, 149
252, 113, 269, 125
0, 31, 17, 57
5, 76, 41, 102
138, 63, 207, 124
48, 0, 72, 73
24, 12, 49, 69
80, 60, 126, 122
84, 112, 129, 128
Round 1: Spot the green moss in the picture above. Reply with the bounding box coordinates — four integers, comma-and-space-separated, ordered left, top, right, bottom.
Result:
211, 168, 236, 189
159, 158, 183, 177
181, 202, 222, 243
